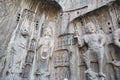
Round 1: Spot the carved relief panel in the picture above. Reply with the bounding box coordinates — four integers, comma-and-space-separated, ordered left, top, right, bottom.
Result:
70, 4, 120, 80
54, 50, 70, 80
4, 9, 36, 80
22, 38, 36, 78
0, 1, 120, 80
56, 34, 75, 50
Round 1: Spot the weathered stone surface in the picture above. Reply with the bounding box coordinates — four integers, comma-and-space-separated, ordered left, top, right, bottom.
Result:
0, 0, 120, 80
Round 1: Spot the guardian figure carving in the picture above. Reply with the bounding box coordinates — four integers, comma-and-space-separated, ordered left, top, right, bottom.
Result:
74, 22, 106, 79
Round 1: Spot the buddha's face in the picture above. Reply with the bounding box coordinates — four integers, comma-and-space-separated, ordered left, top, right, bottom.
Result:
85, 22, 96, 33
44, 28, 52, 37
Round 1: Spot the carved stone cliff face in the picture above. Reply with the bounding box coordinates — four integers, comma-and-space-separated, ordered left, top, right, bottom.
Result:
0, 0, 120, 80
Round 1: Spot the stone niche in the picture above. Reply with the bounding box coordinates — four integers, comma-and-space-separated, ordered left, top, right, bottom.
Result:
69, 2, 120, 80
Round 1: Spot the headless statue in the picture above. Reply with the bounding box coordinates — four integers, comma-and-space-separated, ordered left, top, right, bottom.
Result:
75, 22, 106, 78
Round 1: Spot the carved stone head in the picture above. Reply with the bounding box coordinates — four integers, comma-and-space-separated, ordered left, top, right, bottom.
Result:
85, 22, 96, 33
44, 27, 52, 37
21, 9, 34, 21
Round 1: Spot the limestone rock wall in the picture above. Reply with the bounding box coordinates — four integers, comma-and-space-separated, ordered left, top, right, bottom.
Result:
56, 0, 115, 12
0, 0, 60, 80
0, 0, 120, 80
55, 1, 120, 80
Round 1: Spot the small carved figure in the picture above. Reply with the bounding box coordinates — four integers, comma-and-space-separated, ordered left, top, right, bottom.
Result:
29, 38, 36, 51
20, 9, 34, 37
74, 22, 106, 78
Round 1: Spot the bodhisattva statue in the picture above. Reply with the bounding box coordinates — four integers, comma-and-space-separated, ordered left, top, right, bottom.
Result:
39, 27, 53, 60
36, 27, 53, 79
74, 22, 106, 78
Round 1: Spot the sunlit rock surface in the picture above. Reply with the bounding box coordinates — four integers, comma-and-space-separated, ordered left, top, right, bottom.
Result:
0, 0, 120, 80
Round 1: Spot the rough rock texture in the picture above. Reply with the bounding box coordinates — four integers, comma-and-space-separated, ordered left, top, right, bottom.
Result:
0, 0, 120, 80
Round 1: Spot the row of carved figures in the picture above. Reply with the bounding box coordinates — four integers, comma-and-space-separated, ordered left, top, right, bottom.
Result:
7, 8, 120, 80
